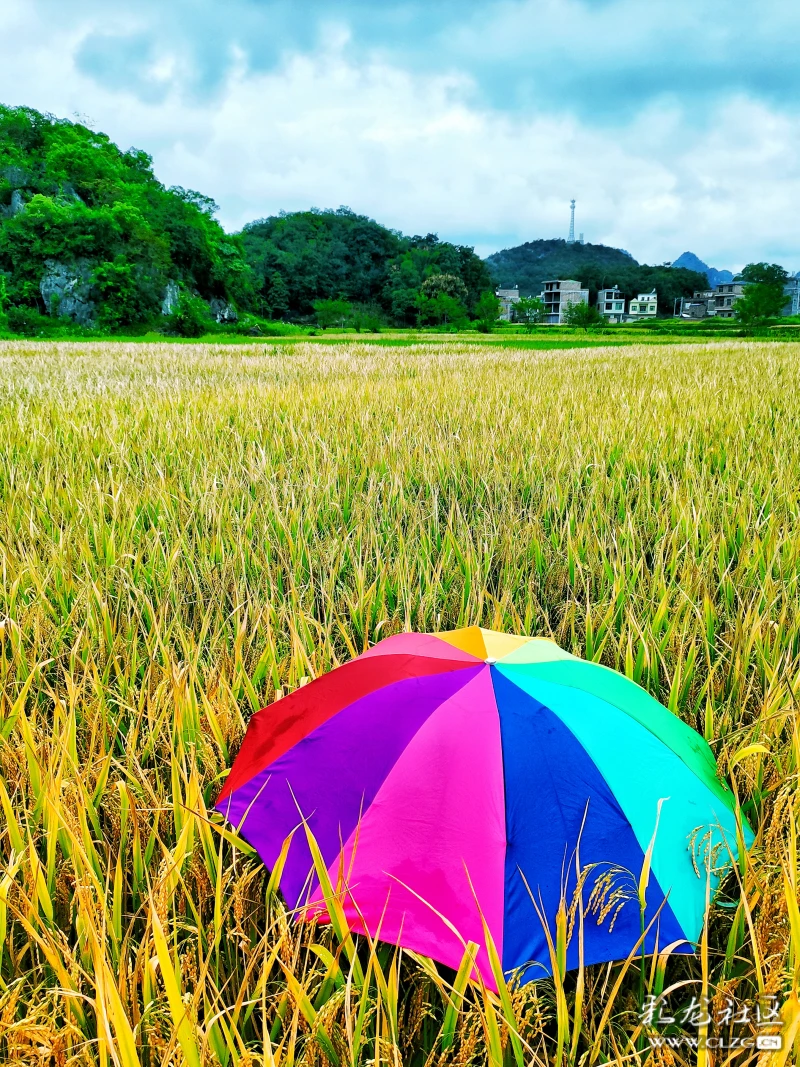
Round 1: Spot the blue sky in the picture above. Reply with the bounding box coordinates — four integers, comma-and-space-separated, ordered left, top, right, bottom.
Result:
3, 0, 800, 268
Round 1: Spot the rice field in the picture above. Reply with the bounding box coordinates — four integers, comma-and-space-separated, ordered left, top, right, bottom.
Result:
0, 338, 798, 1066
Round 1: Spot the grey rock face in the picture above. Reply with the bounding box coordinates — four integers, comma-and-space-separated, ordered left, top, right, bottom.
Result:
40, 259, 96, 326
209, 297, 238, 324
2, 166, 27, 188
0, 190, 26, 219
59, 182, 84, 204
1, 167, 29, 218
161, 280, 180, 315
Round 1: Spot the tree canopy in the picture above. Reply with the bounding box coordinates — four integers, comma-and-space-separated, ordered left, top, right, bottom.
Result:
240, 209, 493, 325
563, 300, 604, 330
514, 295, 545, 330
736, 262, 788, 287
734, 262, 790, 326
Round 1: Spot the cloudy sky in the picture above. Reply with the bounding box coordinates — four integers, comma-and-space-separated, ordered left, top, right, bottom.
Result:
2, 0, 799, 268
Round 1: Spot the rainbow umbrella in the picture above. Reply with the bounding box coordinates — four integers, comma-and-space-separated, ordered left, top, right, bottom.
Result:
217, 627, 751, 987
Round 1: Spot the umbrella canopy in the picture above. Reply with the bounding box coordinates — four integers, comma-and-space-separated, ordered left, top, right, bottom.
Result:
217, 627, 752, 987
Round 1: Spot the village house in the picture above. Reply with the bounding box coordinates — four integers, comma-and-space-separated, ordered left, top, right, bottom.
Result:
541, 279, 589, 324
596, 285, 626, 323
681, 282, 747, 319
681, 291, 714, 319
626, 290, 658, 321
495, 285, 521, 322
711, 282, 748, 318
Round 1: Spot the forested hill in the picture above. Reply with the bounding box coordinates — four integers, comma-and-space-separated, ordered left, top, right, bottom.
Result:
0, 104, 495, 333
486, 238, 707, 312
0, 104, 253, 333
240, 210, 493, 322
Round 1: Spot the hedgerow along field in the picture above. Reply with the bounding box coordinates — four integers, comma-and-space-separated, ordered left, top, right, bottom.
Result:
0, 339, 798, 1065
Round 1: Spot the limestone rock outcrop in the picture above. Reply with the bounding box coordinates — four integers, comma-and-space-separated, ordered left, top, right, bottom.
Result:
40, 259, 96, 326
209, 298, 238, 324
161, 280, 180, 316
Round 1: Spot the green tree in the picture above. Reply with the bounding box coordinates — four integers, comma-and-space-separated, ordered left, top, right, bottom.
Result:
387, 283, 418, 325
474, 291, 501, 332
734, 285, 786, 326
737, 262, 789, 287
313, 298, 352, 329
267, 271, 290, 320
734, 263, 788, 327
241, 210, 492, 324
0, 274, 8, 332
515, 295, 545, 330
419, 273, 469, 304
563, 300, 604, 330
416, 292, 468, 328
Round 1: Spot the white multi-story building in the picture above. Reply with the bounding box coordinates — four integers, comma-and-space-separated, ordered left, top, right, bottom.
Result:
596, 285, 626, 323
541, 279, 589, 324
495, 285, 521, 322
627, 290, 658, 320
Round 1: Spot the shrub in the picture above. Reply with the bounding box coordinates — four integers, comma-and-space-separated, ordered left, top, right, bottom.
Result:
6, 305, 60, 336
563, 300, 604, 330
314, 298, 352, 329
165, 290, 213, 337
351, 307, 383, 333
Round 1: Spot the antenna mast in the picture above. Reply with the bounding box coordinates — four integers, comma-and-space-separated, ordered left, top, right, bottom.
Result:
567, 199, 576, 244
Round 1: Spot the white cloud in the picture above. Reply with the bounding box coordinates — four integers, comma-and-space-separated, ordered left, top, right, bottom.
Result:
2, 0, 800, 269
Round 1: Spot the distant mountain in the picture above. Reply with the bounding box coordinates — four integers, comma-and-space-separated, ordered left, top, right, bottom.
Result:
671, 252, 733, 289
484, 238, 707, 312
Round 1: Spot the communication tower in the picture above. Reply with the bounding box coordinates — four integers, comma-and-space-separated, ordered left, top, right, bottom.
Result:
567, 199, 576, 244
